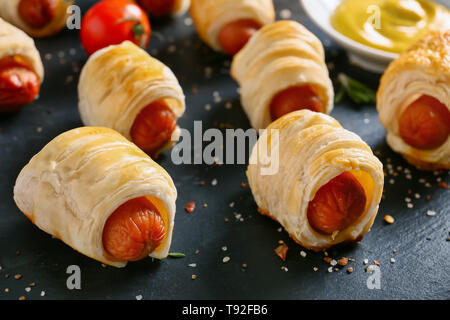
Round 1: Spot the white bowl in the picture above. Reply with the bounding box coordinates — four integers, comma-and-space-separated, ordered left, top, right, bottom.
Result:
300, 0, 398, 73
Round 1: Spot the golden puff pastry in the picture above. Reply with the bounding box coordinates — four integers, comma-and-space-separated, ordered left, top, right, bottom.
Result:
231, 21, 334, 130
14, 127, 177, 268
377, 31, 450, 170
247, 110, 384, 251
190, 0, 275, 52
0, 0, 72, 38
174, 0, 191, 15
0, 18, 44, 81
138, 0, 190, 16
78, 41, 185, 157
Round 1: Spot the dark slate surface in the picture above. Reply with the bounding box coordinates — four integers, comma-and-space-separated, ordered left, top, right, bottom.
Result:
0, 0, 449, 300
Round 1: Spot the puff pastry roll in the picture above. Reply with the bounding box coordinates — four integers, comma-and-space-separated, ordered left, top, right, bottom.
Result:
78, 41, 186, 158
247, 110, 384, 250
231, 21, 334, 130
190, 0, 275, 55
0, 0, 72, 38
137, 0, 190, 16
377, 31, 450, 170
14, 127, 177, 267
0, 18, 44, 112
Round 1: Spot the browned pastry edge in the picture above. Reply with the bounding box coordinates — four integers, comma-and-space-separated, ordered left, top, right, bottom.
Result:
403, 154, 450, 171
257, 207, 363, 252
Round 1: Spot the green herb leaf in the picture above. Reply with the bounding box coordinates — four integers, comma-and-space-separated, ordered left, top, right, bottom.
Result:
168, 252, 186, 258
335, 73, 376, 105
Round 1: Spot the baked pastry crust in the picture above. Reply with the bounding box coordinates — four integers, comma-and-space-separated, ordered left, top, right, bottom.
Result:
0, 17, 44, 82
231, 20, 334, 130
377, 31, 450, 170
174, 0, 190, 15
0, 0, 72, 38
78, 41, 186, 156
13, 127, 177, 267
190, 0, 275, 52
247, 110, 384, 250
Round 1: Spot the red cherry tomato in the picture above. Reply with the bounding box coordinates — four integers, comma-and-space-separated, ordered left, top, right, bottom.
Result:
137, 0, 176, 16
80, 0, 151, 55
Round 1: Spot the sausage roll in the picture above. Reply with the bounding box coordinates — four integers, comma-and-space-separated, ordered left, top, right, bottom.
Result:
190, 0, 275, 55
247, 110, 384, 251
137, 0, 190, 16
78, 41, 186, 158
14, 127, 177, 268
0, 18, 44, 112
377, 31, 450, 170
0, 0, 72, 38
231, 21, 334, 130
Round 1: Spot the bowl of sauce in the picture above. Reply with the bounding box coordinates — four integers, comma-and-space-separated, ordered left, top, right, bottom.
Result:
300, 0, 450, 73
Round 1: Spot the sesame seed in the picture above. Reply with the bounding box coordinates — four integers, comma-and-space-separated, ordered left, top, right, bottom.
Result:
300, 251, 307, 258
327, 267, 333, 273
426, 210, 436, 216
40, 291, 45, 297
330, 259, 338, 266
313, 267, 318, 272
25, 287, 31, 292
384, 215, 395, 224
390, 258, 396, 263
221, 246, 227, 251
211, 179, 218, 186
191, 274, 197, 280
222, 256, 230, 263
279, 9, 292, 19
136, 295, 143, 300
363, 259, 369, 265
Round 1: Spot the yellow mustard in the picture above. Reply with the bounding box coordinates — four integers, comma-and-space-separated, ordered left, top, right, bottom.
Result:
330, 0, 450, 53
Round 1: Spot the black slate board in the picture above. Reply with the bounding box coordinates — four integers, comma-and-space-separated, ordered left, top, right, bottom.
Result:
0, 0, 449, 300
